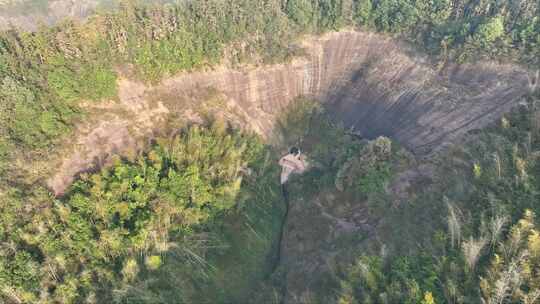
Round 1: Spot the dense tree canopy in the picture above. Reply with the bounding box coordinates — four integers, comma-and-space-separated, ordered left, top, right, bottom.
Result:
0, 123, 280, 303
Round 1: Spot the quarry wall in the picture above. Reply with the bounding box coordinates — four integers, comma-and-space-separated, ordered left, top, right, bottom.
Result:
48, 30, 530, 195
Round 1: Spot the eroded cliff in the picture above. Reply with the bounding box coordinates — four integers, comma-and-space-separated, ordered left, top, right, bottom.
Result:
47, 30, 531, 196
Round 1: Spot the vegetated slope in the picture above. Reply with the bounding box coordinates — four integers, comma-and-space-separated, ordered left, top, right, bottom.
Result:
275, 94, 540, 304
1, 122, 283, 303
1, 1, 540, 303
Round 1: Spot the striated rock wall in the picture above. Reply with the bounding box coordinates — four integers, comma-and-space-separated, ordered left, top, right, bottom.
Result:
47, 30, 529, 195
324, 52, 531, 154
158, 30, 530, 154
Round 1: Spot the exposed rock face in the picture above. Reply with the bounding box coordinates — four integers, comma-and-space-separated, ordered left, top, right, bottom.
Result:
48, 30, 529, 195
156, 30, 531, 156
325, 55, 531, 154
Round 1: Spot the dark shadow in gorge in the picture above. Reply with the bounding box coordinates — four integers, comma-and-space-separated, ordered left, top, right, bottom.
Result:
324, 60, 530, 155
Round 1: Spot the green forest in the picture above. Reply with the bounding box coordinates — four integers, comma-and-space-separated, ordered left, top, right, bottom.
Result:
1, 0, 540, 303
270, 95, 540, 303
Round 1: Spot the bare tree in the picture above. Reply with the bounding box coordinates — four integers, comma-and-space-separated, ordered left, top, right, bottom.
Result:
489, 215, 508, 248
462, 236, 488, 271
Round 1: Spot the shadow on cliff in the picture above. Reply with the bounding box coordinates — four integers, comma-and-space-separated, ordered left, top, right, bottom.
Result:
322, 43, 530, 155
48, 30, 531, 200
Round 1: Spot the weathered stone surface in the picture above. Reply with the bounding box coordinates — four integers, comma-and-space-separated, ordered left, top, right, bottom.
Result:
158, 30, 531, 155
47, 30, 529, 196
